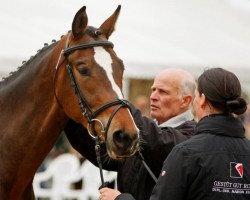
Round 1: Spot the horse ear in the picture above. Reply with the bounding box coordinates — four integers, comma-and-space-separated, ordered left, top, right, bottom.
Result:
72, 6, 88, 39
99, 5, 121, 39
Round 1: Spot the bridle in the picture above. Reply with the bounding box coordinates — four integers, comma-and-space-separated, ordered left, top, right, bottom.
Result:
54, 34, 131, 140
54, 34, 133, 188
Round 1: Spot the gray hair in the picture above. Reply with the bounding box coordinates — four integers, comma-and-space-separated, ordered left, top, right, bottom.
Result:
179, 75, 196, 107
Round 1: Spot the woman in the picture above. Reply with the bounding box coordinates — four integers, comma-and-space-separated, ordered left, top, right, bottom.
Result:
100, 68, 250, 200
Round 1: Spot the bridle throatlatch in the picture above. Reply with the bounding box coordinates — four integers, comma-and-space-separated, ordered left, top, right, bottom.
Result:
56, 35, 132, 188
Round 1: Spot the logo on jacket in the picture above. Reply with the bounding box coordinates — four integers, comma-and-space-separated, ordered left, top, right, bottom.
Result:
230, 162, 243, 178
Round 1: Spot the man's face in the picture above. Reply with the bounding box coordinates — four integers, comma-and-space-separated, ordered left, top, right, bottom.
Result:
150, 74, 184, 124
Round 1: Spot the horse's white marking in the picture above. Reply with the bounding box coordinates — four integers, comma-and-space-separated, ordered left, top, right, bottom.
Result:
93, 47, 123, 99
93, 47, 139, 136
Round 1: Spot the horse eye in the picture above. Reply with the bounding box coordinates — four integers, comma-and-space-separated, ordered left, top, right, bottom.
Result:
77, 66, 91, 76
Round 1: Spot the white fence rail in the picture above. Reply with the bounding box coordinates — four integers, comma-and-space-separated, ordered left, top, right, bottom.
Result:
33, 153, 117, 200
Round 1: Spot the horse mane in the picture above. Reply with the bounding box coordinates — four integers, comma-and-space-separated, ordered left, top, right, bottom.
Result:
0, 39, 60, 85
0, 27, 100, 86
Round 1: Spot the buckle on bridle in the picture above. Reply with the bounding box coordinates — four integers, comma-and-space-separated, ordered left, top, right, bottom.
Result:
87, 118, 105, 140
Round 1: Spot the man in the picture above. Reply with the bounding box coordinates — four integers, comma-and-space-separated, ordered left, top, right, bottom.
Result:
65, 68, 197, 200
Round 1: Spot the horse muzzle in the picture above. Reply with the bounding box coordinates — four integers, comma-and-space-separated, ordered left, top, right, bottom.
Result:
106, 129, 140, 159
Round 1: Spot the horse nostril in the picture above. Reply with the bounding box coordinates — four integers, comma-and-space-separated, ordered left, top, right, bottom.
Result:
112, 130, 139, 157
113, 130, 131, 150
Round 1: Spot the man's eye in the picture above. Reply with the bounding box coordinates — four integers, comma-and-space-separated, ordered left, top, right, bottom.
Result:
160, 90, 168, 95
77, 66, 90, 76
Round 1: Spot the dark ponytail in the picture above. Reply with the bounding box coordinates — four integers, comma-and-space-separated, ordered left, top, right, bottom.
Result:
226, 97, 247, 115
198, 68, 247, 115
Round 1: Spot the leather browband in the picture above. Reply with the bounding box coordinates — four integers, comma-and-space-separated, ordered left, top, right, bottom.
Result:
63, 41, 114, 56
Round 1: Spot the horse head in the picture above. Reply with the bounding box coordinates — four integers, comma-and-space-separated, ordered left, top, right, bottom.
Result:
55, 6, 139, 159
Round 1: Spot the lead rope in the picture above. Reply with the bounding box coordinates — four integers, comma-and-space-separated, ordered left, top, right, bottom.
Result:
94, 137, 110, 189
138, 151, 157, 183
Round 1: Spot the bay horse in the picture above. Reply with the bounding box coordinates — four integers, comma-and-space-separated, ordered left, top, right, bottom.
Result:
0, 5, 139, 199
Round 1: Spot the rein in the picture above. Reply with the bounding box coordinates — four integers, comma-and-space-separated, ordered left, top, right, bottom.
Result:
54, 34, 131, 188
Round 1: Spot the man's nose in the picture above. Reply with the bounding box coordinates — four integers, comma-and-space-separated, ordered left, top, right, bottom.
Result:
150, 91, 157, 100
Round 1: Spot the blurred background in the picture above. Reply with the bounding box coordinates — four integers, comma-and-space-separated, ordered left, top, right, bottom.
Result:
1, 0, 250, 96
1, 0, 250, 199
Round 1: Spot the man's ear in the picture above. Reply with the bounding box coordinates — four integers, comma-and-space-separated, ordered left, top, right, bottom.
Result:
180, 95, 193, 108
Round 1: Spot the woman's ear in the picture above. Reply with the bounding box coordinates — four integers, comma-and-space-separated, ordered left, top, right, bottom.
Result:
200, 93, 206, 108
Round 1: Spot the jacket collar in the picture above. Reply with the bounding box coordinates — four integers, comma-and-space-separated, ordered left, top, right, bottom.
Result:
195, 114, 245, 138
158, 109, 194, 128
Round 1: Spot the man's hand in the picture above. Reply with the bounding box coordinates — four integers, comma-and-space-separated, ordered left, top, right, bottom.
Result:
99, 187, 121, 200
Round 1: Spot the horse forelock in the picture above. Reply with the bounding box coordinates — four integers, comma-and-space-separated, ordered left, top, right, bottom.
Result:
86, 26, 100, 38
0, 41, 58, 85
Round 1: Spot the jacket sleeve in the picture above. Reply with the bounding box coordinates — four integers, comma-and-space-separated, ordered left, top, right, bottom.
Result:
130, 104, 195, 175
115, 193, 136, 200
64, 119, 122, 171
149, 145, 190, 200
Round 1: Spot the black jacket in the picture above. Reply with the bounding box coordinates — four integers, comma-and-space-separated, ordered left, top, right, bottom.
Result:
149, 114, 250, 200
65, 105, 196, 200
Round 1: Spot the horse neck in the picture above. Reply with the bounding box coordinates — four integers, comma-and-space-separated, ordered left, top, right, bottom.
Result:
1, 44, 66, 120
0, 43, 68, 176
